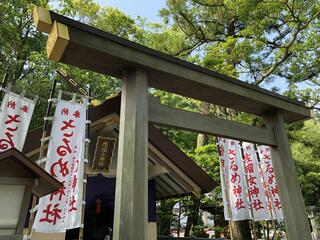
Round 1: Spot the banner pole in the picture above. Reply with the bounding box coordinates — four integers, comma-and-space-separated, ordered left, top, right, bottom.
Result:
0, 73, 9, 101
271, 220, 277, 239
79, 84, 91, 240
261, 221, 267, 240
27, 78, 58, 237
251, 220, 257, 240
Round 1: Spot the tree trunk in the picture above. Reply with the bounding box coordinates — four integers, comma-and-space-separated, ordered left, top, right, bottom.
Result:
185, 102, 210, 237
197, 133, 207, 147
184, 196, 202, 237
230, 220, 252, 240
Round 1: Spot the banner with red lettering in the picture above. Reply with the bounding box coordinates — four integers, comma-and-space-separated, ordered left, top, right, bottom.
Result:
217, 137, 232, 220
218, 138, 283, 221
242, 142, 272, 220
33, 100, 87, 232
0, 91, 35, 152
218, 138, 251, 221
257, 145, 283, 220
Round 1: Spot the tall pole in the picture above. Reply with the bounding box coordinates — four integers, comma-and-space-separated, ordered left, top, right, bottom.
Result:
264, 111, 311, 240
0, 73, 9, 100
43, 78, 58, 133
79, 84, 91, 240
27, 78, 58, 236
113, 69, 148, 240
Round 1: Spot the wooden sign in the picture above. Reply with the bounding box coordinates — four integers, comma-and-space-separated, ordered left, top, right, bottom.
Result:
92, 136, 116, 171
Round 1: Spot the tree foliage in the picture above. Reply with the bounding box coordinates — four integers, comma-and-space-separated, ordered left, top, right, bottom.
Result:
160, 0, 320, 108
290, 120, 320, 207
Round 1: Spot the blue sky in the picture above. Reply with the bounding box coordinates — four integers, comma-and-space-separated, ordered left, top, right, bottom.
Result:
96, 0, 166, 22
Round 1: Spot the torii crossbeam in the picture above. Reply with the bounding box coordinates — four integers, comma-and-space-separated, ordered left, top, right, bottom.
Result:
33, 6, 313, 240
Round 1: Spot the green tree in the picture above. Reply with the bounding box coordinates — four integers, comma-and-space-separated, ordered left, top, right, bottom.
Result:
0, 0, 148, 129
160, 0, 320, 106
290, 120, 320, 207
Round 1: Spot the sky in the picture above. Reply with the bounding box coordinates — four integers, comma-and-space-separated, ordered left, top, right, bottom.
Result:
96, 0, 166, 22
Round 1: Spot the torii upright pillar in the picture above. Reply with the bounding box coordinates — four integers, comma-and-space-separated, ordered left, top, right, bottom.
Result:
113, 69, 149, 240
265, 111, 311, 240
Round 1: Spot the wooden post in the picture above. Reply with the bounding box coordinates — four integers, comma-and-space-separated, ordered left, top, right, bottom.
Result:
27, 78, 57, 237
79, 86, 91, 240
113, 69, 148, 240
264, 111, 311, 240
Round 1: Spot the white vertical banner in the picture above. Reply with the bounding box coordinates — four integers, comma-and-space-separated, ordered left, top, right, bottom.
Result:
218, 138, 284, 221
257, 146, 284, 220
226, 139, 251, 221
0, 91, 35, 152
33, 99, 87, 232
217, 137, 231, 220
242, 142, 272, 221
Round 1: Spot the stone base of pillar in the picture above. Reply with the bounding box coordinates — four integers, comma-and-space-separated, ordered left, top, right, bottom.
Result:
148, 222, 157, 240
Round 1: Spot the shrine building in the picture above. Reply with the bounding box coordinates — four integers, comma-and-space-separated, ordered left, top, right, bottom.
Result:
22, 94, 217, 240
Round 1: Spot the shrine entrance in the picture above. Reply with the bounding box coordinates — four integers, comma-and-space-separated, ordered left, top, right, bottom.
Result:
32, 6, 314, 240
83, 202, 113, 240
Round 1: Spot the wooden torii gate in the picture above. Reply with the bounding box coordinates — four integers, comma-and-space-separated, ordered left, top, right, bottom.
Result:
33, 7, 313, 240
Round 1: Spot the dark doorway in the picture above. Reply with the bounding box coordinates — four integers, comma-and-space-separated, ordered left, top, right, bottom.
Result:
83, 199, 114, 240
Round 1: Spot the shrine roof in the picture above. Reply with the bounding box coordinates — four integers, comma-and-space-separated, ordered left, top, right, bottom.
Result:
23, 95, 217, 198
0, 148, 62, 197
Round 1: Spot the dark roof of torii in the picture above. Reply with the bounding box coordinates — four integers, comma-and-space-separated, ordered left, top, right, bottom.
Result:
23, 95, 217, 194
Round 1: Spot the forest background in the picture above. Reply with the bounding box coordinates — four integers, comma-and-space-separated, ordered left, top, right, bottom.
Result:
1, 0, 320, 238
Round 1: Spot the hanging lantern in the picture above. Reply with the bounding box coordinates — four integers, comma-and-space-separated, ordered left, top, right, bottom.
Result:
96, 198, 103, 214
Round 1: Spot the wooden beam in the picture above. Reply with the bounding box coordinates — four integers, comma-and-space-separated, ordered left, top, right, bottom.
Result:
149, 98, 277, 146
148, 222, 157, 240
113, 69, 148, 240
0, 177, 35, 185
46, 21, 69, 62
148, 165, 169, 178
33, 6, 52, 33
86, 165, 168, 178
264, 111, 311, 240
33, 9, 312, 123
149, 145, 202, 198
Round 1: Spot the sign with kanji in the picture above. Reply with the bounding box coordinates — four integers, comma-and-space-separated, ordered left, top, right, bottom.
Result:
218, 138, 283, 221
92, 136, 116, 172
33, 100, 87, 232
0, 91, 35, 152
